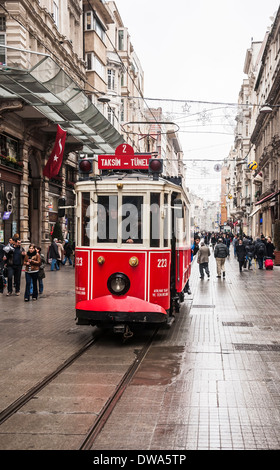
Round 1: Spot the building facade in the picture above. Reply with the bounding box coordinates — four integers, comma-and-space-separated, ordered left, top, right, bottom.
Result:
0, 0, 125, 252
226, 12, 280, 240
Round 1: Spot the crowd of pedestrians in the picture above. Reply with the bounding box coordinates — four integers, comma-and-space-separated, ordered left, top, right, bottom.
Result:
193, 231, 276, 278
0, 235, 74, 300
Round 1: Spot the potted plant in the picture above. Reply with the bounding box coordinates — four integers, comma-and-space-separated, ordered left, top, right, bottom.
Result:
274, 219, 280, 265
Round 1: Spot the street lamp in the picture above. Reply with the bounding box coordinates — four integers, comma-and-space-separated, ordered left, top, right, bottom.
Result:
259, 104, 273, 113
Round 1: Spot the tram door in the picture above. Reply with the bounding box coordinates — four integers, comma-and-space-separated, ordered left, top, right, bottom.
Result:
170, 192, 183, 308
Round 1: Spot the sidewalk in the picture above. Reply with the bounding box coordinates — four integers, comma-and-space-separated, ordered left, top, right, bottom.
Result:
0, 263, 84, 411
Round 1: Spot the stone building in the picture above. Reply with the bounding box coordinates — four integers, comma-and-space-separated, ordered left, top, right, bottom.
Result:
0, 0, 123, 251
228, 7, 280, 239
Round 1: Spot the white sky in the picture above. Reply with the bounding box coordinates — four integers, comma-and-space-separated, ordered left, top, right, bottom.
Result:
114, 0, 280, 201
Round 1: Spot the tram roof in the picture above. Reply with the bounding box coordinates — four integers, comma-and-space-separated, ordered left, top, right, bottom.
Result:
76, 172, 190, 202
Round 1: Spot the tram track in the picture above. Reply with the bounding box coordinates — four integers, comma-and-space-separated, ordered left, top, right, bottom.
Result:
0, 331, 102, 426
78, 326, 159, 450
0, 325, 159, 450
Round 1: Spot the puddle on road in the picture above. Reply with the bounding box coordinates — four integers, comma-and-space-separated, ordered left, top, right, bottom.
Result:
131, 346, 184, 386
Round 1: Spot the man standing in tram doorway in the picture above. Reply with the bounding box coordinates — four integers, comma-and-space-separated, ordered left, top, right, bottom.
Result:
214, 238, 228, 278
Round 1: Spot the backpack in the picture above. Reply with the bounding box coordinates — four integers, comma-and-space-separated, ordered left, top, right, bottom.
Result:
258, 243, 265, 256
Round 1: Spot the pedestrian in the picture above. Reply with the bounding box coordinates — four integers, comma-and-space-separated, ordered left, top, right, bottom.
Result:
0, 242, 6, 295
266, 236, 275, 260
197, 241, 211, 279
36, 246, 46, 294
191, 237, 200, 257
211, 233, 217, 252
49, 238, 60, 271
254, 237, 267, 269
245, 238, 255, 269
3, 238, 15, 295
23, 244, 41, 301
62, 240, 73, 265
56, 240, 64, 267
10, 239, 26, 295
214, 237, 228, 278
225, 234, 231, 255
236, 239, 246, 272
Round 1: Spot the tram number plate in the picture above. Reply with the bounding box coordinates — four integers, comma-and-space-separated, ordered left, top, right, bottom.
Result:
157, 258, 168, 268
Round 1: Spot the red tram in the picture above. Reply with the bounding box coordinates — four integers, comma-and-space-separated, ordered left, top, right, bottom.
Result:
74, 144, 191, 336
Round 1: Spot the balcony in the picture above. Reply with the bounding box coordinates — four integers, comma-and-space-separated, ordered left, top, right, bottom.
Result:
0, 154, 23, 171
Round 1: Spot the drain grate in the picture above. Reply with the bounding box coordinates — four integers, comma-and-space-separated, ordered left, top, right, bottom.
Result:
192, 305, 215, 308
223, 322, 253, 327
233, 343, 280, 351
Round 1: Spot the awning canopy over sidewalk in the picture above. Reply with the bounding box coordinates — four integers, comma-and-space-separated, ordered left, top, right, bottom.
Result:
0, 55, 124, 154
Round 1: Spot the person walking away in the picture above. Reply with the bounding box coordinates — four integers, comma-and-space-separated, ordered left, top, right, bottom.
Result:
245, 238, 255, 270
236, 239, 246, 272
211, 233, 217, 252
254, 237, 266, 269
62, 240, 73, 265
214, 238, 228, 278
225, 234, 231, 256
37, 246, 46, 294
23, 244, 41, 301
49, 238, 60, 271
197, 241, 211, 279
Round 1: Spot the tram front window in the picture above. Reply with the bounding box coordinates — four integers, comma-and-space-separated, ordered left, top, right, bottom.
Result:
97, 195, 118, 243
122, 196, 143, 243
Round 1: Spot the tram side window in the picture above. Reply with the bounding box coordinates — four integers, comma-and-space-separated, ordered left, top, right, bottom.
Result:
150, 193, 160, 247
82, 192, 90, 246
97, 195, 118, 243
122, 196, 143, 243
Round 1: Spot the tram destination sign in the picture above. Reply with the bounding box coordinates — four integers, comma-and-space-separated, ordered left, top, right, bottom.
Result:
98, 143, 151, 170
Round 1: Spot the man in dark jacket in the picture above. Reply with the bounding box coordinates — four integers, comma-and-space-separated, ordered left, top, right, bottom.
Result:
49, 239, 60, 271
254, 238, 267, 269
245, 239, 255, 269
214, 238, 228, 278
4, 238, 25, 295
0, 242, 6, 295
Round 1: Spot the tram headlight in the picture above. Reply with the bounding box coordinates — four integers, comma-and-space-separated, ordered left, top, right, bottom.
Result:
107, 273, 130, 296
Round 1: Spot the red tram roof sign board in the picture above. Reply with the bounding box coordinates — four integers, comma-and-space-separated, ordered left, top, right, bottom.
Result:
98, 144, 151, 170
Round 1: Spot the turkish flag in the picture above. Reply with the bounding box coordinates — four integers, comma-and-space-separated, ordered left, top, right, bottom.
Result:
43, 125, 67, 179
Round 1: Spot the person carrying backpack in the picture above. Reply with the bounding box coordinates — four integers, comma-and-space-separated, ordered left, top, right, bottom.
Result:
254, 237, 266, 269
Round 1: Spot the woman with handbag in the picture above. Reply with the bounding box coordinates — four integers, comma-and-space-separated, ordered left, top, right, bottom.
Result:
23, 244, 41, 301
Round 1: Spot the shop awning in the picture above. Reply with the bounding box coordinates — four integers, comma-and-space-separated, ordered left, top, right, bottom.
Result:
0, 56, 124, 154
249, 206, 261, 217
255, 190, 280, 205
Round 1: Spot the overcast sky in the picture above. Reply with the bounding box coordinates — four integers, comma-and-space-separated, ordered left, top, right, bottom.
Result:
114, 0, 280, 200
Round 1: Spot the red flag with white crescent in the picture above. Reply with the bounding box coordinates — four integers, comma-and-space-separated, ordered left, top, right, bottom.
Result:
43, 125, 67, 178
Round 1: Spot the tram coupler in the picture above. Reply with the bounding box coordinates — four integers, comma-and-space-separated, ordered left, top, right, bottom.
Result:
123, 324, 133, 340
113, 324, 126, 334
